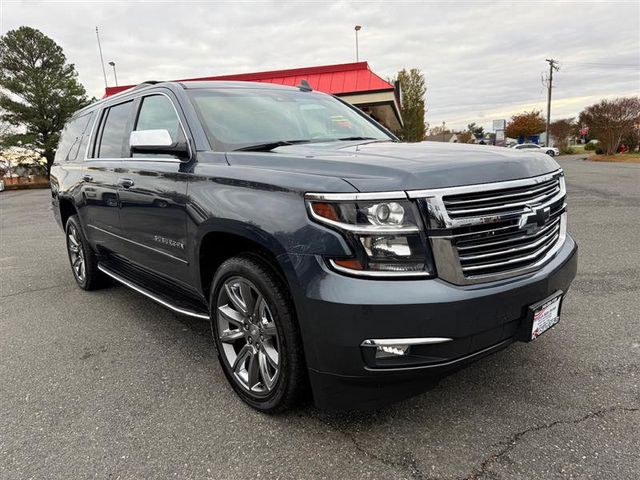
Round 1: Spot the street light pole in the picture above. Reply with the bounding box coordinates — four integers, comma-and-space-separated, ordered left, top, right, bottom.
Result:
108, 61, 118, 87
354, 25, 362, 62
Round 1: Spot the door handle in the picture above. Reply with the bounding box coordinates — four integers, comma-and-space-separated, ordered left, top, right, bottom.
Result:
82, 174, 93, 182
118, 178, 135, 189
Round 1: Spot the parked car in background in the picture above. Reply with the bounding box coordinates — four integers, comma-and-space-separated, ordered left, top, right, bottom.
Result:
50, 80, 577, 412
511, 143, 560, 157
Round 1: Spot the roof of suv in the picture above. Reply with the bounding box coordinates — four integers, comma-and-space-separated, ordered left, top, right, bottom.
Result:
76, 80, 314, 117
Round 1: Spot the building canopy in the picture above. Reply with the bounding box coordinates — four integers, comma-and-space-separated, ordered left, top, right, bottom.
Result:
104, 62, 403, 131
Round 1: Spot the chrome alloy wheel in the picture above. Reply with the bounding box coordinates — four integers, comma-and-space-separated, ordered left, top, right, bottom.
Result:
216, 276, 281, 396
67, 224, 86, 282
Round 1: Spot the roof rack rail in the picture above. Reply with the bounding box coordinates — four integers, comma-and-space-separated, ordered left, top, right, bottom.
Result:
131, 80, 162, 91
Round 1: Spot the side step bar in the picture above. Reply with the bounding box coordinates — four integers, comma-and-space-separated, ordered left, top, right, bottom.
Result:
98, 264, 210, 320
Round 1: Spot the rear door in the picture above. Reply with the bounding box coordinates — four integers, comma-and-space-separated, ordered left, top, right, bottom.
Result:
81, 100, 135, 252
116, 92, 191, 285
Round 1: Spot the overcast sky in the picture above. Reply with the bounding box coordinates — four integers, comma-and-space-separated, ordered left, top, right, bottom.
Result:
2, 0, 639, 131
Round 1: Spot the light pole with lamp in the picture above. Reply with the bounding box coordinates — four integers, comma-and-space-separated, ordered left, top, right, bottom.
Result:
354, 25, 362, 62
108, 61, 118, 87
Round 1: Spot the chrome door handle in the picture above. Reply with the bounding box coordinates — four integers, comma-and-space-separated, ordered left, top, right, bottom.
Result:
118, 178, 135, 189
82, 174, 93, 182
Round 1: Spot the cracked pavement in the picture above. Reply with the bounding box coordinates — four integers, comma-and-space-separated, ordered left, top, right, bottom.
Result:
1, 156, 639, 479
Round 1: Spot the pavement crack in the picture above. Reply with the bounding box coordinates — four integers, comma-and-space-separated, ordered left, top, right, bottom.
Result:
463, 405, 639, 480
314, 416, 433, 479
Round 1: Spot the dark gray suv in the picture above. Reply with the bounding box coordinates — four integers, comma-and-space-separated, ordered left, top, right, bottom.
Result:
50, 80, 578, 412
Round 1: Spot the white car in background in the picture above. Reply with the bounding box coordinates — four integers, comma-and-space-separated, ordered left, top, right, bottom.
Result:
511, 143, 560, 157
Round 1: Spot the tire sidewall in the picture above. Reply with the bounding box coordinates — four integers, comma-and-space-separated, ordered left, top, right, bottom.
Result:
65, 216, 89, 289
209, 256, 295, 411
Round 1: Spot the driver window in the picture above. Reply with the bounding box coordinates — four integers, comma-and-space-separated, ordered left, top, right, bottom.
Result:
135, 95, 182, 143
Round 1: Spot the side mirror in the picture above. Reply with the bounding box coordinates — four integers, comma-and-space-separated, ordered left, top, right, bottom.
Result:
130, 129, 189, 160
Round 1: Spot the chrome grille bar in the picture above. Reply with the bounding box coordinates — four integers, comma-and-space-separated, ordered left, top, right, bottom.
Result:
408, 170, 568, 285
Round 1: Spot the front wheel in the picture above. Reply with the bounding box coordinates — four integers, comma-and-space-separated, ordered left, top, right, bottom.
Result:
210, 254, 306, 413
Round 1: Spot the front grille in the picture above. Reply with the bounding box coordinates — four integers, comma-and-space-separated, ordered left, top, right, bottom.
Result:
409, 170, 567, 285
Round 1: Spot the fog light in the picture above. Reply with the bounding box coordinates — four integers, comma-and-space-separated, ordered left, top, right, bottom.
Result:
376, 345, 409, 358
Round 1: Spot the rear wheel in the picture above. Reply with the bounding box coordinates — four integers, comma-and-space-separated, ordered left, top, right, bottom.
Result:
65, 215, 105, 290
210, 254, 305, 413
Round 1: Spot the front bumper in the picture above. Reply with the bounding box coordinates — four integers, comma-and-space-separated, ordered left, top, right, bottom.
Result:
281, 235, 578, 410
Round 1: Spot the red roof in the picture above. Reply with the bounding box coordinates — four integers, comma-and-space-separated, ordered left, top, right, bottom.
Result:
104, 62, 394, 98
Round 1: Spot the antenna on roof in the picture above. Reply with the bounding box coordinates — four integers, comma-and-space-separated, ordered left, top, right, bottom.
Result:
296, 79, 312, 92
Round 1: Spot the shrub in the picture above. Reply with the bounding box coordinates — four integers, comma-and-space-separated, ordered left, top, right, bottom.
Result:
584, 142, 597, 151
560, 146, 575, 155
595, 148, 604, 155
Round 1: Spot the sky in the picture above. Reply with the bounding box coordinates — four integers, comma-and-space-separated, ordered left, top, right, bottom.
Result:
2, 0, 639, 131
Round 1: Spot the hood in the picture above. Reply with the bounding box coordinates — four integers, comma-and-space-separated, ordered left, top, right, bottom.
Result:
224, 141, 561, 192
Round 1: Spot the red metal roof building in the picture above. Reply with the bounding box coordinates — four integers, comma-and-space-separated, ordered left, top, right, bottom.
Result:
104, 62, 403, 131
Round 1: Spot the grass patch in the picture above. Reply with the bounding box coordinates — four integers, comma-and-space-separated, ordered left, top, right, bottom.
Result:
588, 152, 640, 163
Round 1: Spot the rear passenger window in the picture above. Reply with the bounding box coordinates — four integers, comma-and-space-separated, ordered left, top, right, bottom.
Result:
135, 95, 182, 143
55, 113, 92, 163
96, 101, 134, 158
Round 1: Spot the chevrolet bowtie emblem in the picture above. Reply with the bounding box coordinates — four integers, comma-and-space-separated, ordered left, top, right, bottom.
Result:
519, 206, 551, 232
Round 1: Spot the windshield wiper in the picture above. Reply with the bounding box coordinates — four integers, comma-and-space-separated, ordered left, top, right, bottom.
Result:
336, 136, 380, 141
235, 140, 312, 152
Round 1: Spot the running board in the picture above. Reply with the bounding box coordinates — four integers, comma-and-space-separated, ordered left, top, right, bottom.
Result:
98, 264, 210, 320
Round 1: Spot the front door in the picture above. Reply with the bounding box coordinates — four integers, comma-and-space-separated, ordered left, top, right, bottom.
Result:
116, 93, 191, 286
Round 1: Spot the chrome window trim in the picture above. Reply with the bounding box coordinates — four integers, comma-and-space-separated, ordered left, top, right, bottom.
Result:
84, 90, 193, 163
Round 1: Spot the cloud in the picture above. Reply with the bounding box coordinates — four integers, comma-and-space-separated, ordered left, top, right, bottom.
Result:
2, 0, 638, 131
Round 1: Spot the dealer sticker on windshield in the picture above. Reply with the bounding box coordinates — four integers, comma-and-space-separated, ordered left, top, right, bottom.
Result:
529, 292, 563, 340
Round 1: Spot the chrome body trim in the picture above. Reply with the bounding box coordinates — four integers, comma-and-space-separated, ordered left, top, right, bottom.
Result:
328, 259, 431, 278
361, 337, 453, 347
421, 169, 568, 285
88, 224, 188, 264
98, 264, 209, 320
305, 191, 409, 201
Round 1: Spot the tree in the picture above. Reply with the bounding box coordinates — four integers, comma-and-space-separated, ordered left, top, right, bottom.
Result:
396, 68, 427, 142
467, 122, 484, 139
579, 97, 640, 155
429, 125, 451, 136
548, 118, 576, 149
0, 26, 92, 174
504, 111, 546, 140
456, 130, 474, 143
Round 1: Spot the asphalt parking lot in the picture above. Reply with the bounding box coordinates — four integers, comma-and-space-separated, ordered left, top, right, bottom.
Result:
1, 155, 639, 479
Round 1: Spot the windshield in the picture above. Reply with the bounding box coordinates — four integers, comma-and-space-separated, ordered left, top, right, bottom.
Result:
187, 87, 393, 151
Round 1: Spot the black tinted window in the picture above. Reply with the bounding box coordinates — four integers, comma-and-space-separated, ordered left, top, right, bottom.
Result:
55, 113, 92, 163
135, 95, 181, 142
97, 101, 133, 158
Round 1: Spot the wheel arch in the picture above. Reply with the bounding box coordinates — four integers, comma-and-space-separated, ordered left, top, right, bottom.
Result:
58, 196, 78, 230
195, 222, 293, 300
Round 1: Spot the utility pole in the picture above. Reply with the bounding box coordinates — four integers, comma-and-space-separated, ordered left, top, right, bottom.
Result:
545, 58, 559, 147
96, 26, 108, 89
354, 25, 362, 62
442, 121, 446, 142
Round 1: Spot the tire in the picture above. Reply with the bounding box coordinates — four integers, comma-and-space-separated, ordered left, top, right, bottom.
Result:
547, 150, 555, 157
209, 254, 306, 413
65, 215, 105, 290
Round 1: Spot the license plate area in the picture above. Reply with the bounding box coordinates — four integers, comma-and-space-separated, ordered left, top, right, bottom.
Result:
520, 291, 563, 341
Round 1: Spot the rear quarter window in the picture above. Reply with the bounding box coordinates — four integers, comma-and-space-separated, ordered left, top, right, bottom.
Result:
54, 112, 94, 163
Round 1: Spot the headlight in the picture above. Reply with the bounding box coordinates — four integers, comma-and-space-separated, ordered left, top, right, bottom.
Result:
305, 192, 435, 278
